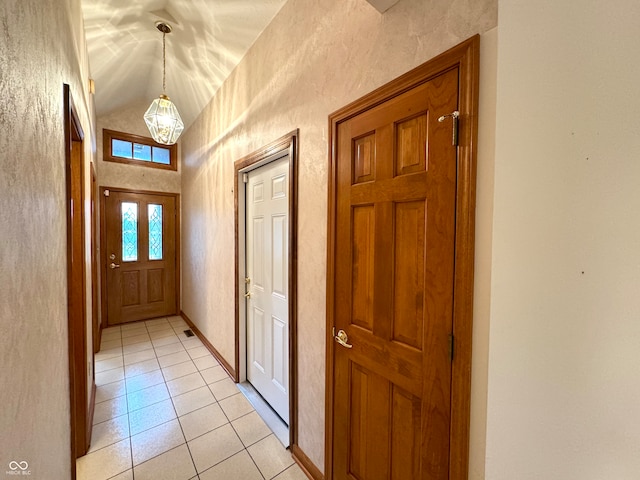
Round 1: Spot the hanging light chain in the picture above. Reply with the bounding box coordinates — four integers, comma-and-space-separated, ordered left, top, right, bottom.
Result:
162, 29, 166, 94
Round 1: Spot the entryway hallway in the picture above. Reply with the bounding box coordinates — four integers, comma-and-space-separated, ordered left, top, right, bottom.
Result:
77, 315, 306, 480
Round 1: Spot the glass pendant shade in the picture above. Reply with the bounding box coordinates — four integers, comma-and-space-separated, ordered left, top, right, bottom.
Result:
144, 94, 184, 145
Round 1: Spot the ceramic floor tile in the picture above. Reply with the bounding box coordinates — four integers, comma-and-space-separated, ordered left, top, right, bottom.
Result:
100, 329, 122, 342
95, 347, 123, 361
122, 341, 154, 354
95, 356, 124, 374
149, 329, 177, 341
218, 393, 254, 421
93, 395, 128, 424
101, 338, 123, 350
209, 378, 240, 401
154, 342, 186, 357
133, 444, 196, 480
161, 360, 198, 381
125, 369, 165, 393
172, 386, 216, 417
95, 367, 125, 386
193, 355, 219, 371
231, 411, 272, 448
272, 464, 308, 480
158, 350, 191, 368
198, 450, 263, 480
131, 419, 185, 466
152, 335, 181, 347
95, 380, 126, 404
171, 323, 189, 333
124, 358, 160, 378
129, 398, 176, 435
121, 321, 147, 331
123, 348, 156, 366
179, 403, 228, 441
88, 414, 130, 453
145, 318, 170, 326
187, 346, 209, 359
200, 365, 228, 385
188, 424, 244, 473
167, 372, 206, 397
77, 438, 131, 480
247, 434, 295, 480
127, 383, 170, 412
107, 469, 133, 480
146, 322, 174, 333
122, 333, 151, 346
181, 337, 204, 350
121, 326, 148, 339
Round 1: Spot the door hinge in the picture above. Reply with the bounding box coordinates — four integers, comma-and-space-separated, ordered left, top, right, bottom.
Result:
449, 334, 455, 361
242, 173, 248, 183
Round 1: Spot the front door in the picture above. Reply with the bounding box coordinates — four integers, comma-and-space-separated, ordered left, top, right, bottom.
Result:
245, 155, 290, 424
327, 37, 479, 480
103, 189, 178, 325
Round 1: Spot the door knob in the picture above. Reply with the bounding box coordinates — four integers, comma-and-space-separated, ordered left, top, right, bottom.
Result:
110, 263, 121, 269
334, 329, 353, 349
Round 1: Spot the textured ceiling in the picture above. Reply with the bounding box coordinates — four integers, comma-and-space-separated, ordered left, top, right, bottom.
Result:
81, 0, 287, 127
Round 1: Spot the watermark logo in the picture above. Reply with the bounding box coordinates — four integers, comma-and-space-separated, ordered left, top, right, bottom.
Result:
6, 461, 30, 476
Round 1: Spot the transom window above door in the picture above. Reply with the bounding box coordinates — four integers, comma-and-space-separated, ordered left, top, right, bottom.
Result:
103, 129, 178, 171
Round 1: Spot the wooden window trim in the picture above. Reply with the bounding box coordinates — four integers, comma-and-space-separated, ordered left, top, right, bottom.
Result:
103, 129, 178, 171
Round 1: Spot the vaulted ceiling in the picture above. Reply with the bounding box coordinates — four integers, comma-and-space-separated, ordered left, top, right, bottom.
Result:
81, 0, 287, 127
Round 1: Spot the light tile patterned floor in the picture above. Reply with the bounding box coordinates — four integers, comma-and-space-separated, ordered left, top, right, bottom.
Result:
77, 316, 308, 480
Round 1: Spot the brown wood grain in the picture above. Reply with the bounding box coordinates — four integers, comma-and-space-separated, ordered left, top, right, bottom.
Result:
64, 84, 89, 474
102, 190, 179, 325
326, 35, 480, 480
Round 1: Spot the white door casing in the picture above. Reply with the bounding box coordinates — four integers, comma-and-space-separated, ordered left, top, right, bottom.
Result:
246, 155, 290, 424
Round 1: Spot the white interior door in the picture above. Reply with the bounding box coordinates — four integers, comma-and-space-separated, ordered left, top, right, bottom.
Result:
246, 155, 290, 424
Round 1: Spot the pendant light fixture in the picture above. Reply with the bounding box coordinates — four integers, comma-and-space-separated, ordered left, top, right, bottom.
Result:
144, 22, 184, 145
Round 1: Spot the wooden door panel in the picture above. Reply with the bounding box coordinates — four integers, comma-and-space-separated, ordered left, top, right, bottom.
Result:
104, 190, 177, 325
393, 200, 426, 349
332, 67, 459, 480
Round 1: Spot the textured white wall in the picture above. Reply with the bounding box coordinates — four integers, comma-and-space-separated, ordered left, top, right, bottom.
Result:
487, 1, 640, 478
97, 101, 181, 193
180, 0, 497, 471
0, 0, 95, 478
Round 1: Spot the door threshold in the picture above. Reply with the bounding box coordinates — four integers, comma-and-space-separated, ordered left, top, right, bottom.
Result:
237, 381, 289, 448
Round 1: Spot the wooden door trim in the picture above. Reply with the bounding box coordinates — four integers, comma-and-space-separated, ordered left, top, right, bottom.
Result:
325, 35, 480, 479
91, 163, 100, 352
233, 130, 299, 448
64, 84, 88, 477
99, 188, 181, 326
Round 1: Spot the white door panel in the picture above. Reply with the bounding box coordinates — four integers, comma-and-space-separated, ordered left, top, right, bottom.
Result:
246, 155, 289, 424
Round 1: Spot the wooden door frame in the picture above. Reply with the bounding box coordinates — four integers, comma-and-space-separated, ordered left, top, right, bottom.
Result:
233, 130, 299, 448
325, 35, 480, 479
99, 187, 181, 326
64, 84, 90, 475
91, 163, 100, 352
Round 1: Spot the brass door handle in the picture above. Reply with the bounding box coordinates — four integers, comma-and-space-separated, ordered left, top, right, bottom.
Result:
334, 329, 353, 349
110, 263, 121, 269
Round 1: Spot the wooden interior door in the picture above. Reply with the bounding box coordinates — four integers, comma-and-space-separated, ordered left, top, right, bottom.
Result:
103, 190, 178, 325
246, 155, 290, 424
64, 84, 90, 468
327, 36, 479, 480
